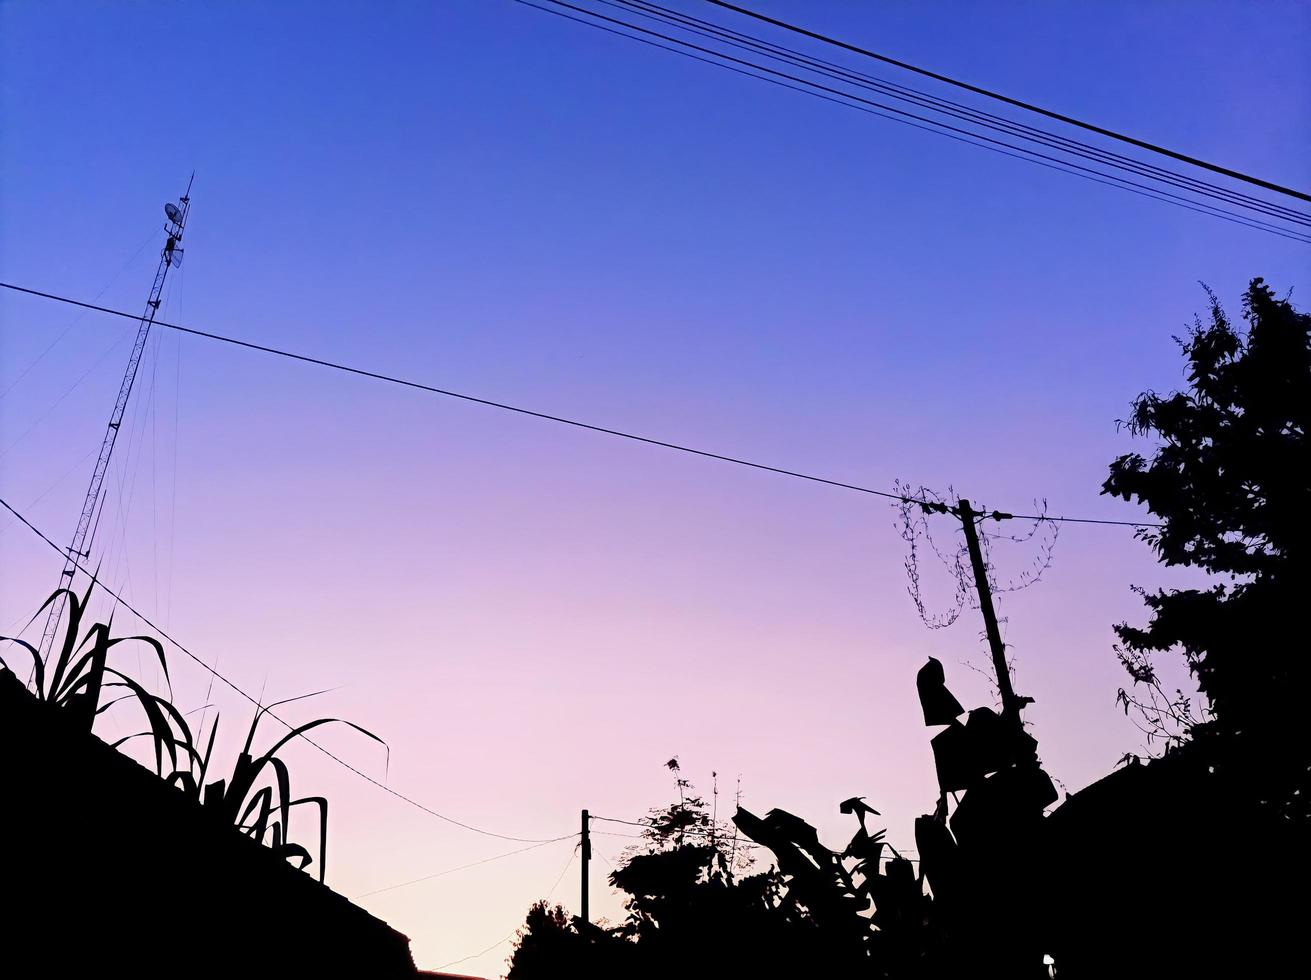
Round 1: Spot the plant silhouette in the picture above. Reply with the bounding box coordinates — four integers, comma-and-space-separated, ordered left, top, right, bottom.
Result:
1035, 277, 1310, 978
0, 582, 188, 774
729, 655, 1055, 978
1, 585, 385, 883
1103, 277, 1309, 819
167, 691, 386, 881
507, 663, 1060, 980
507, 765, 854, 978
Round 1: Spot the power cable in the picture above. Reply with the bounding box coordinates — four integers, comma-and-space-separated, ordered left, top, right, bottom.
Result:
704, 0, 1311, 204
0, 282, 1166, 529
0, 324, 134, 463
610, 0, 1311, 227
0, 493, 572, 845
433, 844, 579, 972
0, 224, 161, 404
355, 834, 577, 899
515, 1, 1311, 244
591, 814, 917, 860
591, 813, 763, 847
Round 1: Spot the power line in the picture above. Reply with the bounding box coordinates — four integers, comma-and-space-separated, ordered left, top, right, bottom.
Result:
0, 493, 571, 845
516, 1, 1311, 244
520, 1, 1306, 243
0, 224, 161, 405
0, 324, 134, 464
591, 814, 919, 860
705, 0, 1311, 204
591, 813, 763, 847
591, 828, 743, 845
433, 844, 579, 972
610, 0, 1311, 229
0, 282, 1165, 529
0, 444, 97, 551
355, 834, 577, 899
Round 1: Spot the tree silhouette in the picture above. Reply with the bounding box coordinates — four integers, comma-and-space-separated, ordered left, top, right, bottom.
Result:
506, 765, 850, 979
506, 278, 1311, 978
1103, 277, 1309, 818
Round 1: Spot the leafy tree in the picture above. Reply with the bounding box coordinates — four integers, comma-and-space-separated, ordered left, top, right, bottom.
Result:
617, 759, 753, 874
507, 742, 1014, 978
505, 901, 627, 977
506, 763, 847, 979
1103, 277, 1309, 818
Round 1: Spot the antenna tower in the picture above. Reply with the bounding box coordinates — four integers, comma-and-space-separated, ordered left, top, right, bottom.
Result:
37, 175, 194, 659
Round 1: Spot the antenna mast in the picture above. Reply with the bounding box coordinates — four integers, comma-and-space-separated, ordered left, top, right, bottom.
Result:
37, 175, 194, 659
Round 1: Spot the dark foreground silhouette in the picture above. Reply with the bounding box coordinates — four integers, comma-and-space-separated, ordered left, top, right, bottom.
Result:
0, 583, 406, 976
0, 667, 415, 977
506, 279, 1309, 979
2, 280, 1303, 977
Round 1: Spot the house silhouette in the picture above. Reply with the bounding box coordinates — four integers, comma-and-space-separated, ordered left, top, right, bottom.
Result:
1, 669, 418, 977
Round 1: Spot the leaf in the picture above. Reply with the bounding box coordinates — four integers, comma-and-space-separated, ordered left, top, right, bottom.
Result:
240, 688, 338, 756
169, 770, 199, 798
144, 689, 197, 762
240, 786, 275, 842
94, 693, 136, 715
838, 796, 881, 835
224, 752, 266, 825
203, 778, 227, 810
262, 716, 386, 765
44, 589, 89, 702
56, 632, 110, 731
843, 826, 887, 864
273, 842, 313, 870
196, 712, 219, 787
110, 731, 152, 750
839, 796, 880, 817
290, 796, 329, 882
107, 633, 171, 695
45, 583, 91, 702
0, 635, 45, 698
101, 670, 179, 774
268, 755, 293, 848
761, 808, 828, 860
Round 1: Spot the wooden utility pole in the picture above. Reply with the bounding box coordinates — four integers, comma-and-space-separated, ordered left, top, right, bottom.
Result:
955, 498, 1023, 720
580, 809, 591, 924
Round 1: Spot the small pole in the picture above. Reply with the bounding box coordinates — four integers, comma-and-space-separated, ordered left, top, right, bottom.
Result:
956, 498, 1021, 719
580, 809, 591, 925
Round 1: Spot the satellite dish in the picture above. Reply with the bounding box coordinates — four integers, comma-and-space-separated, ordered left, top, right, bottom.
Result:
165, 202, 182, 224
164, 246, 184, 268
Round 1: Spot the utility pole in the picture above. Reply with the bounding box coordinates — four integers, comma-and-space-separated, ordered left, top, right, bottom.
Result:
955, 498, 1028, 722
37, 175, 194, 660
580, 809, 591, 924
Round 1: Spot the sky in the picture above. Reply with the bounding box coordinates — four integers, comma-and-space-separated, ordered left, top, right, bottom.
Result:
1, 0, 1308, 973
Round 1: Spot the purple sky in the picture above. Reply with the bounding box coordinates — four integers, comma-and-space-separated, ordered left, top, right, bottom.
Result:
2, 1, 1308, 972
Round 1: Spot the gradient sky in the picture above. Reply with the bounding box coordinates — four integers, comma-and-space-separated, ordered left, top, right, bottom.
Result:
2, 0, 1308, 973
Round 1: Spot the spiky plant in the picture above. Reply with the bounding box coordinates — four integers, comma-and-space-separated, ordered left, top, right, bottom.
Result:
169, 692, 385, 883
0, 583, 189, 775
